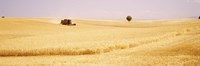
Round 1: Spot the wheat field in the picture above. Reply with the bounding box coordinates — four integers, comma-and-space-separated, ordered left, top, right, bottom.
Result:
0, 18, 200, 66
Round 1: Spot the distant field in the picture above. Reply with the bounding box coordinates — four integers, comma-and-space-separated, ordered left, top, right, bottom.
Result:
0, 18, 200, 66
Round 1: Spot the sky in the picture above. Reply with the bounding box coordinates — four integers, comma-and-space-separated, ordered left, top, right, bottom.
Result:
0, 0, 200, 20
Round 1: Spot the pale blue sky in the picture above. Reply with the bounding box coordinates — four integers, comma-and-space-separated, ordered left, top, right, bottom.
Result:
0, 0, 200, 19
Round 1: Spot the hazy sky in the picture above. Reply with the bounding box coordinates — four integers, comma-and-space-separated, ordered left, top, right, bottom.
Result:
0, 0, 200, 19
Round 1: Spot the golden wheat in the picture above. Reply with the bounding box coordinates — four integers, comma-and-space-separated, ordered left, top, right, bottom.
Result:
0, 18, 200, 66
0, 31, 183, 56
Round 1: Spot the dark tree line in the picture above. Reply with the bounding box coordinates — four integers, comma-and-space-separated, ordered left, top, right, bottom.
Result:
1, 16, 5, 18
